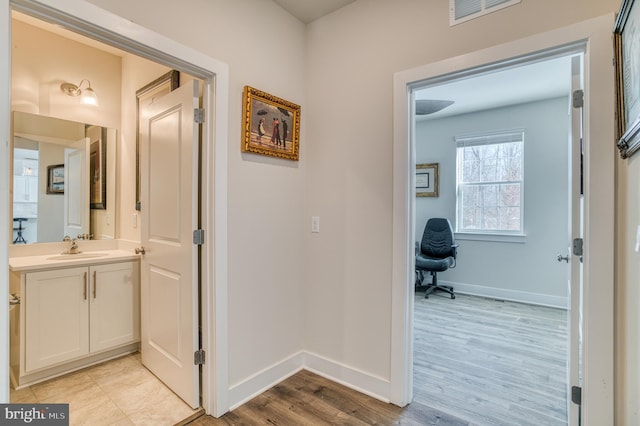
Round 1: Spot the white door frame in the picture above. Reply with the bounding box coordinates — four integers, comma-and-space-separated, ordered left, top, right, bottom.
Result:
391, 14, 615, 425
0, 0, 230, 417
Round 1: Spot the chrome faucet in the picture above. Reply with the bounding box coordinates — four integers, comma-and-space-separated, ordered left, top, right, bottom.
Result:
67, 238, 81, 254
9, 293, 20, 305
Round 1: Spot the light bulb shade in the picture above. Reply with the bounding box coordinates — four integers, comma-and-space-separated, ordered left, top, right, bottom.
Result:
80, 87, 99, 106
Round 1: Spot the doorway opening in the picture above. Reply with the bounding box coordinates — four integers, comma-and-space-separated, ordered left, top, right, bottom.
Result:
408, 47, 585, 425
5, 0, 229, 419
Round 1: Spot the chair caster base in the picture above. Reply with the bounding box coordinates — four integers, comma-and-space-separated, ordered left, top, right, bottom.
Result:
423, 284, 455, 300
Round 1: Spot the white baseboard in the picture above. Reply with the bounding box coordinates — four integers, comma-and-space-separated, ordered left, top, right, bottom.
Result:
227, 283, 565, 412
227, 351, 391, 410
302, 351, 390, 403
440, 280, 568, 309
228, 351, 304, 410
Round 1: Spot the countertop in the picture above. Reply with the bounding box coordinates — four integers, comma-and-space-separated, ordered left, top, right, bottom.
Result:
9, 249, 140, 272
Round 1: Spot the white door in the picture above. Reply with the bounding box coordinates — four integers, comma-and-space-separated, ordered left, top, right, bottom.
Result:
140, 80, 200, 408
566, 54, 584, 425
64, 138, 90, 239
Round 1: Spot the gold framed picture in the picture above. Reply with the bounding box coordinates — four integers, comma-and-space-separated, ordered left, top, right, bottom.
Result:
416, 163, 439, 197
241, 86, 301, 161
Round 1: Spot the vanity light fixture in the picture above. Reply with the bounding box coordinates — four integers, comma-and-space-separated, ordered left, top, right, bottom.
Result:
60, 79, 99, 106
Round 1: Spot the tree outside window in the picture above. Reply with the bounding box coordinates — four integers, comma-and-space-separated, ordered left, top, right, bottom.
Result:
456, 131, 524, 234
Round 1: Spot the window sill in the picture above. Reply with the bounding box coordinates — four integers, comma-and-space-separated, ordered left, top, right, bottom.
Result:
454, 232, 526, 243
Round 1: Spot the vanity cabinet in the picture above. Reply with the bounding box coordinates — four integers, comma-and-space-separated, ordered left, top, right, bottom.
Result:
10, 257, 140, 387
25, 267, 90, 372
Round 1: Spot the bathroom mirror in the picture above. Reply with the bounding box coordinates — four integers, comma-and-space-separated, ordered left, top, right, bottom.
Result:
11, 111, 116, 244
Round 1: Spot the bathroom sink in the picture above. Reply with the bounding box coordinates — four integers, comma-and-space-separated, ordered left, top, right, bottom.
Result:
46, 252, 109, 261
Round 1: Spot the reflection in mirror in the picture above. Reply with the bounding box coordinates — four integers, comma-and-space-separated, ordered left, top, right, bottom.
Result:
11, 111, 116, 244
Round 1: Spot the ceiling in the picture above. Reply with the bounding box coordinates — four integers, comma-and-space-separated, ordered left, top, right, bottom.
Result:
269, 1, 574, 120
414, 55, 574, 120
272, 0, 356, 24
15, 6, 573, 122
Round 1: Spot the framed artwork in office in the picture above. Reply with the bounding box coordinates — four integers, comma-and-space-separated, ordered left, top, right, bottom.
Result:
416, 163, 439, 197
614, 0, 640, 158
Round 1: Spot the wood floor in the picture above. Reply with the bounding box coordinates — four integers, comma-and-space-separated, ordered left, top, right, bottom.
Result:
413, 292, 568, 426
190, 293, 568, 426
188, 369, 467, 425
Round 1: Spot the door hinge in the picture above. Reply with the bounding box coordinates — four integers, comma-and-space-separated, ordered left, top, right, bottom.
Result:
194, 349, 205, 365
193, 229, 205, 245
572, 90, 584, 108
571, 385, 582, 405
194, 108, 205, 124
573, 237, 584, 257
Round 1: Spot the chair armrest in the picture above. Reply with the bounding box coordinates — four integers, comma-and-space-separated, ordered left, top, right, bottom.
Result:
451, 244, 459, 268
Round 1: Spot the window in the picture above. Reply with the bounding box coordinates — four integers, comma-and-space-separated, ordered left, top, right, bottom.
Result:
456, 130, 524, 235
449, 0, 521, 26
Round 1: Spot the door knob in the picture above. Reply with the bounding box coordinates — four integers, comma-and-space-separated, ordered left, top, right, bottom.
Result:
135, 246, 146, 255
557, 254, 569, 263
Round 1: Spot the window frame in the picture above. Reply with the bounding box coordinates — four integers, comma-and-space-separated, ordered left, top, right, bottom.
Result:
455, 129, 525, 237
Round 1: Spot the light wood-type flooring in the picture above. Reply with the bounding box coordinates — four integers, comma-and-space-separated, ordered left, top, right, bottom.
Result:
8, 293, 566, 425
191, 292, 568, 425
413, 292, 568, 425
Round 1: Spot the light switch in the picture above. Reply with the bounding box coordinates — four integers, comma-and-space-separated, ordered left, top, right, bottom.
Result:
635, 225, 640, 253
311, 216, 320, 233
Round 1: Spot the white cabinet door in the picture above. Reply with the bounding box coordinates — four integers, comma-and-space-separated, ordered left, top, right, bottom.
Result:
89, 262, 140, 353
25, 267, 89, 372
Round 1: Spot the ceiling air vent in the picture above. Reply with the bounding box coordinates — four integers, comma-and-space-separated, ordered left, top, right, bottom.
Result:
450, 0, 521, 26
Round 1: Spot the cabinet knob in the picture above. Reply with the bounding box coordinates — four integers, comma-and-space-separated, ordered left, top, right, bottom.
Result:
135, 246, 146, 255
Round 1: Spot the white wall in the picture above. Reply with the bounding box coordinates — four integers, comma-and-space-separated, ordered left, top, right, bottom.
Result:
85, 0, 308, 397
305, 0, 618, 393
616, 153, 640, 425
11, 19, 120, 129
415, 97, 569, 306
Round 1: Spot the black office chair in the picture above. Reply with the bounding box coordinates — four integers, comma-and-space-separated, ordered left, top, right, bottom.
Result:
415, 218, 458, 299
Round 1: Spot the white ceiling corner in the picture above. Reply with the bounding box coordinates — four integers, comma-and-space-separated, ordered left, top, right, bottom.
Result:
272, 0, 356, 24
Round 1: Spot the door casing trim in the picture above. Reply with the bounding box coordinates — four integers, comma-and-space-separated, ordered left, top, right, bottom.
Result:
391, 14, 615, 425
0, 0, 230, 416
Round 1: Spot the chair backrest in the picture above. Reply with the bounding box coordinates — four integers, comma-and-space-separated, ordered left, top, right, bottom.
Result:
420, 218, 455, 259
